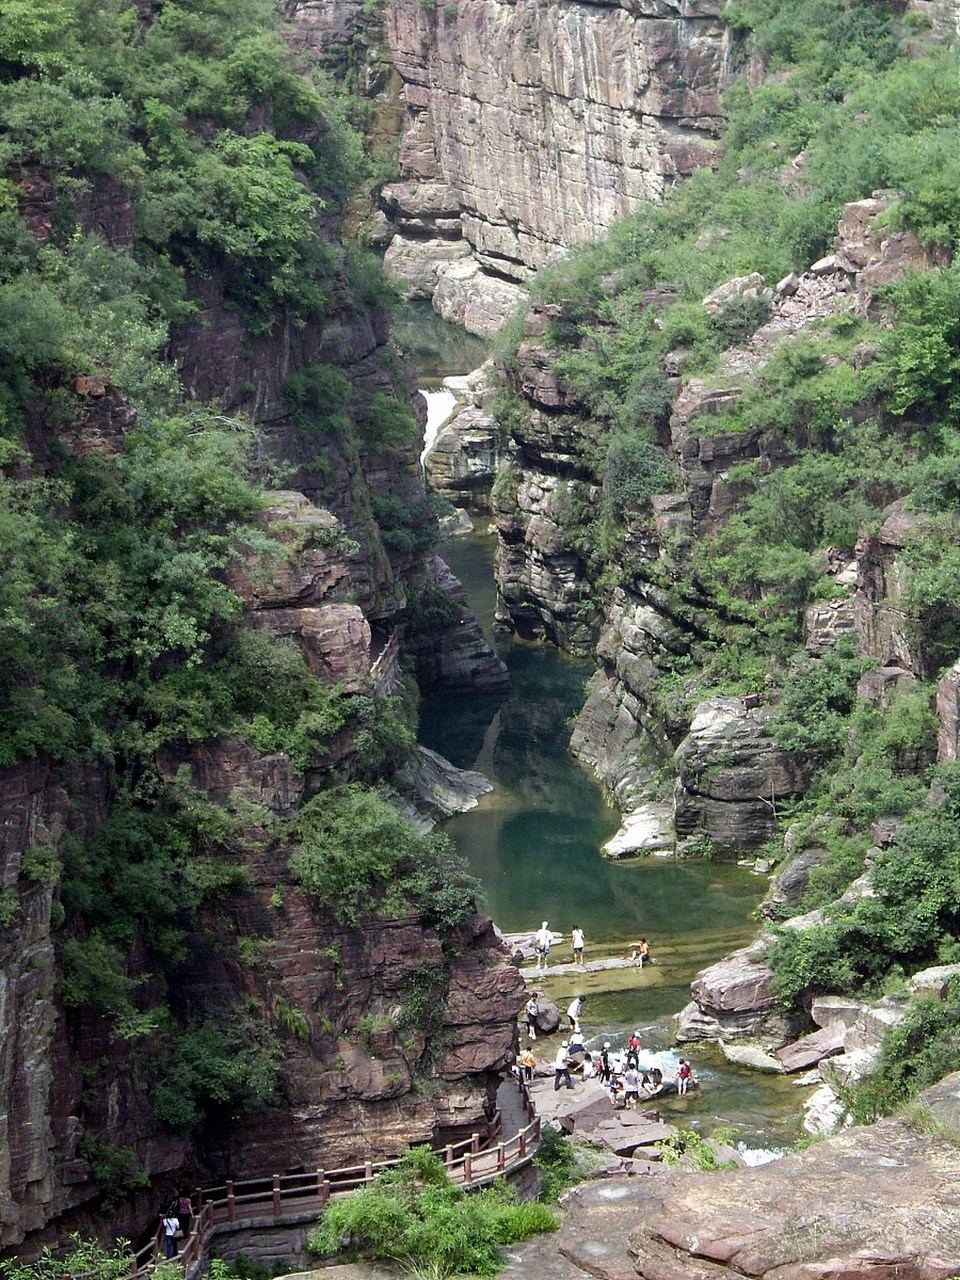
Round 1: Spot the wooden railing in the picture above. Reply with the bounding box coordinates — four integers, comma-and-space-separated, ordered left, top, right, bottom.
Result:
130, 1076, 540, 1279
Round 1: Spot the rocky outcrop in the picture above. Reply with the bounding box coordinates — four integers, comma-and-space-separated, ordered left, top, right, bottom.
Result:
676, 944, 799, 1045
673, 698, 813, 854
508, 1074, 960, 1279
192, 904, 525, 1176
378, 0, 727, 326
407, 554, 511, 691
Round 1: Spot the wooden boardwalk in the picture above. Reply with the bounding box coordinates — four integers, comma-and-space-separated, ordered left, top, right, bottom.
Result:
131, 1077, 541, 1280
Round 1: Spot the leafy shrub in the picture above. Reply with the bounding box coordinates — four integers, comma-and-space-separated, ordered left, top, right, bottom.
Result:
769, 639, 864, 757
288, 785, 481, 928
770, 761, 960, 1001
307, 1146, 557, 1276
655, 1128, 737, 1170
150, 1017, 282, 1131
532, 1125, 579, 1202
602, 433, 676, 518
0, 1234, 132, 1280
832, 981, 960, 1124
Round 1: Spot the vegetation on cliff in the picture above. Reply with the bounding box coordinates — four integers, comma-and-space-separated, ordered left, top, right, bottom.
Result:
495, 0, 959, 1100
0, 0, 478, 1177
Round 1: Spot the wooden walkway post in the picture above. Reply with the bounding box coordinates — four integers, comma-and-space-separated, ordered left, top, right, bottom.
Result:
226, 1180, 236, 1223
463, 1151, 472, 1184
272, 1175, 281, 1217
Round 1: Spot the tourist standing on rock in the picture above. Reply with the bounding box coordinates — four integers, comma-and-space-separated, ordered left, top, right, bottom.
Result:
626, 1029, 641, 1068
524, 991, 540, 1040
623, 1064, 640, 1109
571, 924, 585, 965
535, 921, 552, 972
598, 1041, 612, 1084
677, 1057, 693, 1094
567, 994, 584, 1032
554, 1040, 574, 1091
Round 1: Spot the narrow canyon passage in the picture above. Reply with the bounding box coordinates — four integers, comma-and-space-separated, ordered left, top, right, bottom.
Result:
419, 531, 810, 1157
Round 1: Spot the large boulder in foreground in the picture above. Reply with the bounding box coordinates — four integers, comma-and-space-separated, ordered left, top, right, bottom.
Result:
505, 1074, 960, 1280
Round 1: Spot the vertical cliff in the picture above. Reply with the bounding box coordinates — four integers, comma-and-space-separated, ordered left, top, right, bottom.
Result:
0, 0, 521, 1256
379, 0, 728, 330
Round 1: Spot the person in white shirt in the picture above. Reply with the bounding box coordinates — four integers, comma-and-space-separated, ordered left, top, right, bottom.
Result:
535, 921, 552, 972
567, 994, 584, 1032
553, 1041, 574, 1091
571, 925, 585, 965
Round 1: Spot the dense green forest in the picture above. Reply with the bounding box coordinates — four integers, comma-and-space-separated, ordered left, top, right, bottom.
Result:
0, 0, 478, 1138
495, 0, 960, 1111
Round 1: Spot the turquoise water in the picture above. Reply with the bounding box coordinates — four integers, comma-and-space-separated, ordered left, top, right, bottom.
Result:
418, 533, 811, 1153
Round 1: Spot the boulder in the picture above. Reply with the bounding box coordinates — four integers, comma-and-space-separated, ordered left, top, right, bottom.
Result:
810, 995, 867, 1030
679, 943, 803, 1045
602, 803, 675, 858
776, 1022, 847, 1073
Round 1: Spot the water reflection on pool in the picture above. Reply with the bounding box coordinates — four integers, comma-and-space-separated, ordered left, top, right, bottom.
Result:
418, 533, 813, 1153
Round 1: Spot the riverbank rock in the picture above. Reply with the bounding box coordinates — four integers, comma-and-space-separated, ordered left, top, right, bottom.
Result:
392, 745, 493, 830
678, 945, 798, 1045
602, 803, 675, 858
506, 1074, 960, 1280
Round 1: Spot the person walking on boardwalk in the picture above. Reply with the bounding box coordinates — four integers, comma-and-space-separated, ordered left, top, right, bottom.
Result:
161, 1211, 180, 1259
571, 924, 585, 965
519, 1046, 537, 1082
554, 1040, 574, 1091
535, 921, 552, 972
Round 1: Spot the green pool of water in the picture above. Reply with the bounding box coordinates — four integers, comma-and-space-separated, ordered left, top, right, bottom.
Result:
418, 533, 813, 1155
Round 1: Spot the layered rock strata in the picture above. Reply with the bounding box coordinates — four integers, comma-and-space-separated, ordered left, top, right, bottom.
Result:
495, 196, 945, 861
378, 0, 728, 329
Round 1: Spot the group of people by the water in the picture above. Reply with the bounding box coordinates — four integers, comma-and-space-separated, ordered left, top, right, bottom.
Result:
532, 921, 653, 972
534, 920, 588, 971
518, 994, 695, 1098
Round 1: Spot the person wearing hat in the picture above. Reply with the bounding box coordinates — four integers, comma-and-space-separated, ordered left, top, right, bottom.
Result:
567, 994, 584, 1033
598, 1041, 612, 1084
553, 1040, 574, 1091
535, 921, 552, 972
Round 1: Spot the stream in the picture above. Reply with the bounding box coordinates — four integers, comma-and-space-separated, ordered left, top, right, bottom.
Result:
409, 308, 810, 1159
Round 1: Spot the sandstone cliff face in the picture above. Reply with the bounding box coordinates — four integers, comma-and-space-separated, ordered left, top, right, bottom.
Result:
2, 146, 519, 1257
493, 196, 943, 861
376, 0, 727, 330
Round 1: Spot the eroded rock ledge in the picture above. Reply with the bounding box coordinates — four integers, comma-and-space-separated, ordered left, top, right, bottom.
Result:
506, 1074, 960, 1280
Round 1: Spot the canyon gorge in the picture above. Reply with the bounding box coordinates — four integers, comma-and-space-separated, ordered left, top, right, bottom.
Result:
1, 0, 959, 1276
